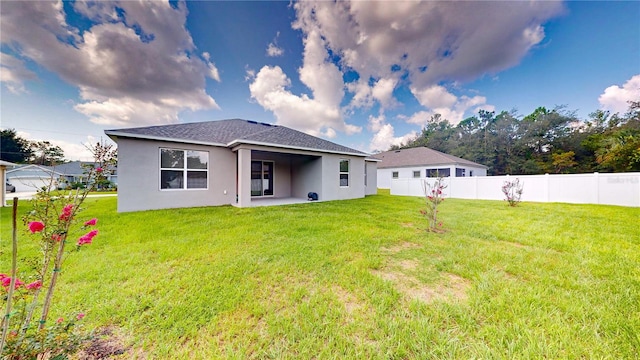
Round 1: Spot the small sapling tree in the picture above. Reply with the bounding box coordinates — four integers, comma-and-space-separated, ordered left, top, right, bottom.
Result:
502, 178, 524, 207
420, 175, 447, 232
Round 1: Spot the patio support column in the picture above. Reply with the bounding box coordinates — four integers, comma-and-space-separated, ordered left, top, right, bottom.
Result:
237, 148, 251, 207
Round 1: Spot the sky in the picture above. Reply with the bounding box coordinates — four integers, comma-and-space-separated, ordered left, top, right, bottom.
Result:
1, 0, 639, 160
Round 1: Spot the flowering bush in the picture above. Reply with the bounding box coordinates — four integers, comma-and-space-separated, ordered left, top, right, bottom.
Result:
1, 140, 115, 359
502, 178, 524, 207
420, 176, 447, 232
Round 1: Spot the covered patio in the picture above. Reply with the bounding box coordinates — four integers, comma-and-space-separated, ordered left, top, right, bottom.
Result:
234, 146, 323, 208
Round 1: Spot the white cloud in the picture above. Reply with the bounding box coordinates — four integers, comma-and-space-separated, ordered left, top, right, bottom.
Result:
249, 26, 361, 137
369, 123, 417, 152
0, 0, 220, 126
267, 43, 284, 57
408, 85, 493, 125
295, 1, 564, 84
266, 32, 284, 57
366, 113, 416, 152
367, 113, 385, 132
598, 74, 640, 114
51, 138, 98, 162
290, 0, 562, 120
0, 53, 37, 94
347, 77, 399, 110
249, 66, 360, 137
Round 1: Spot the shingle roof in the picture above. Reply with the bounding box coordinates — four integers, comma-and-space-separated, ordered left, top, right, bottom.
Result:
7, 161, 106, 176
105, 119, 367, 156
372, 147, 487, 169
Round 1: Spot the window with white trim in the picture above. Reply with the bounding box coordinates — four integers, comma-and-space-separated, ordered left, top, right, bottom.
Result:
392, 171, 399, 179
339, 159, 349, 187
413, 170, 421, 178
160, 148, 208, 190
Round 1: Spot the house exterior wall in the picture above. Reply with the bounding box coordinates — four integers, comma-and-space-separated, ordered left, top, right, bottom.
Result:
321, 155, 365, 201
116, 138, 236, 212
365, 160, 378, 195
377, 165, 487, 189
291, 156, 322, 199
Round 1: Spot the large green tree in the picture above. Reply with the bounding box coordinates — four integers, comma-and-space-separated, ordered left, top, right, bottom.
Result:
30, 141, 66, 166
589, 101, 640, 172
0, 129, 32, 163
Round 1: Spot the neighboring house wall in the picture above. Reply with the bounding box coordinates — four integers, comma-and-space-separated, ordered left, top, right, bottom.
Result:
116, 138, 236, 212
365, 160, 378, 195
320, 155, 365, 201
6, 166, 58, 192
378, 165, 487, 189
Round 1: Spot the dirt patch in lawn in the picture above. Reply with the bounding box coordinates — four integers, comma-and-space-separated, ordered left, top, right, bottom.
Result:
372, 260, 470, 304
332, 285, 363, 315
381, 241, 421, 254
77, 326, 137, 360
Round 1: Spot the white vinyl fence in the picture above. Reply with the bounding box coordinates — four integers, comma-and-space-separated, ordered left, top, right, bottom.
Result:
390, 172, 640, 207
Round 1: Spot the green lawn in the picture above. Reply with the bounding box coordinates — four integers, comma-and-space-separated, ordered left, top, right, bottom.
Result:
1, 192, 639, 359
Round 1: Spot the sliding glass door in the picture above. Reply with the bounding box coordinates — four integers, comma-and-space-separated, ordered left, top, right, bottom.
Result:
251, 161, 274, 197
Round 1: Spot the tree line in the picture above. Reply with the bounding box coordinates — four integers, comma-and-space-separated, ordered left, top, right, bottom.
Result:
390, 101, 640, 175
1, 129, 66, 166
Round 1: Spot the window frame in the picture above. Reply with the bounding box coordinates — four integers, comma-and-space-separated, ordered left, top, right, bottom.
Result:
426, 168, 451, 178
339, 159, 350, 188
392, 171, 399, 179
159, 148, 209, 191
413, 170, 421, 178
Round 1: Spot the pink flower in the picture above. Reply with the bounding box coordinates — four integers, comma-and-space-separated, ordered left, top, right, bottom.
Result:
28, 221, 45, 233
1, 276, 23, 289
59, 204, 74, 221
51, 234, 62, 242
84, 218, 98, 226
26, 280, 42, 291
76, 313, 85, 320
57, 317, 64, 324
96, 167, 103, 173
77, 229, 98, 246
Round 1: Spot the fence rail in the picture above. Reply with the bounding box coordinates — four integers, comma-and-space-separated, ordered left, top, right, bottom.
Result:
390, 173, 640, 207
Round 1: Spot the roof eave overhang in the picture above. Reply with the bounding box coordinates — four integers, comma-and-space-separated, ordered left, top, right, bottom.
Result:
227, 139, 369, 157
104, 131, 227, 147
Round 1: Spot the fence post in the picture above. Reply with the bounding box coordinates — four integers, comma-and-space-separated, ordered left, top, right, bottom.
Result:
545, 173, 550, 203
474, 175, 479, 199
594, 172, 599, 204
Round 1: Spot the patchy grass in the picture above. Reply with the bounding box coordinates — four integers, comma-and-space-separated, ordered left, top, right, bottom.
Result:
1, 191, 639, 359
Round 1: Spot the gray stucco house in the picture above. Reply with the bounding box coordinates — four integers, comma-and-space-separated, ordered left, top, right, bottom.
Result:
373, 146, 487, 189
105, 119, 378, 212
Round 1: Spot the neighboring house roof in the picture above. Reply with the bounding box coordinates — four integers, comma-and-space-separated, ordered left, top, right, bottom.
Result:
6, 164, 60, 177
373, 147, 488, 169
105, 119, 368, 157
0, 160, 17, 167
7, 161, 112, 177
